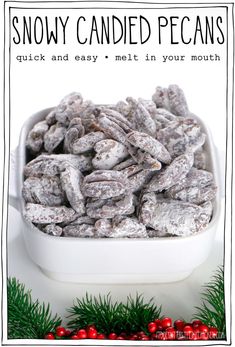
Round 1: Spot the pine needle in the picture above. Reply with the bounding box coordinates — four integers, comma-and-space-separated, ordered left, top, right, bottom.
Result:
7, 278, 62, 339
124, 294, 162, 333
67, 293, 161, 335
194, 266, 226, 338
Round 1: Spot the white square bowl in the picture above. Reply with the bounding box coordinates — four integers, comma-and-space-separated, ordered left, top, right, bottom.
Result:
9, 108, 221, 283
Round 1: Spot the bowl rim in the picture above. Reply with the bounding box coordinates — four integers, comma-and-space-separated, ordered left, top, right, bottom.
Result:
18, 106, 221, 243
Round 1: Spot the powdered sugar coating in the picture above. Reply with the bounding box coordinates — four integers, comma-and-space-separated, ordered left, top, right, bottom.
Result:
126, 130, 171, 164
63, 118, 85, 153
126, 97, 157, 136
113, 157, 136, 171
44, 224, 63, 236
63, 224, 95, 237
26, 120, 49, 153
128, 145, 162, 171
83, 170, 128, 184
94, 219, 112, 237
96, 114, 128, 144
169, 184, 217, 204
24, 203, 76, 224
60, 165, 85, 215
146, 152, 194, 192
194, 149, 207, 170
24, 153, 92, 177
98, 107, 133, 131
157, 118, 206, 158
129, 169, 154, 192
44, 123, 66, 153
22, 176, 64, 206
93, 139, 129, 170
55, 92, 83, 125
110, 216, 148, 238
23, 85, 216, 238
165, 167, 214, 197
72, 131, 106, 154
152, 85, 189, 117
83, 181, 126, 199
86, 194, 135, 219
139, 195, 212, 236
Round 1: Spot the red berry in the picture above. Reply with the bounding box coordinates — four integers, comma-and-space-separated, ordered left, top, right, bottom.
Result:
77, 329, 87, 339
65, 329, 71, 336
155, 319, 163, 330
141, 336, 150, 340
192, 319, 202, 327
87, 327, 97, 339
200, 331, 209, 340
209, 327, 218, 339
138, 334, 148, 340
165, 327, 176, 340
71, 334, 79, 340
161, 317, 172, 329
174, 319, 185, 331
97, 333, 106, 339
129, 334, 138, 340
148, 321, 157, 333
44, 332, 55, 339
199, 324, 209, 333
108, 332, 117, 340
119, 332, 127, 338
87, 330, 97, 339
86, 325, 96, 331
154, 318, 162, 328
137, 331, 146, 336
183, 325, 193, 337
56, 326, 66, 337
157, 332, 167, 340
117, 336, 124, 340
87, 324, 96, 329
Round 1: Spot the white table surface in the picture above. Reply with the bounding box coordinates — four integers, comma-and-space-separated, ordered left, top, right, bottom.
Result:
7, 201, 224, 326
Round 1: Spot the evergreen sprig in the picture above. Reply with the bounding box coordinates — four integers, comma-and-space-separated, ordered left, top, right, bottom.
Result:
67, 293, 161, 335
194, 266, 226, 338
7, 277, 62, 339
124, 295, 162, 333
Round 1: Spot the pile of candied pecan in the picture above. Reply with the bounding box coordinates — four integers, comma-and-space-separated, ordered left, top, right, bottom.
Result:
23, 85, 217, 238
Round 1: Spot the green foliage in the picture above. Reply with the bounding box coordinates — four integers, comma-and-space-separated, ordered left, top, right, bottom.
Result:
8, 266, 225, 339
124, 295, 162, 333
67, 293, 161, 335
67, 293, 123, 334
7, 278, 62, 339
194, 266, 226, 338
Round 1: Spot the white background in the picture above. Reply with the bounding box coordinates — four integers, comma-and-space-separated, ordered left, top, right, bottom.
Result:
10, 6, 227, 153
2, 1, 233, 345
